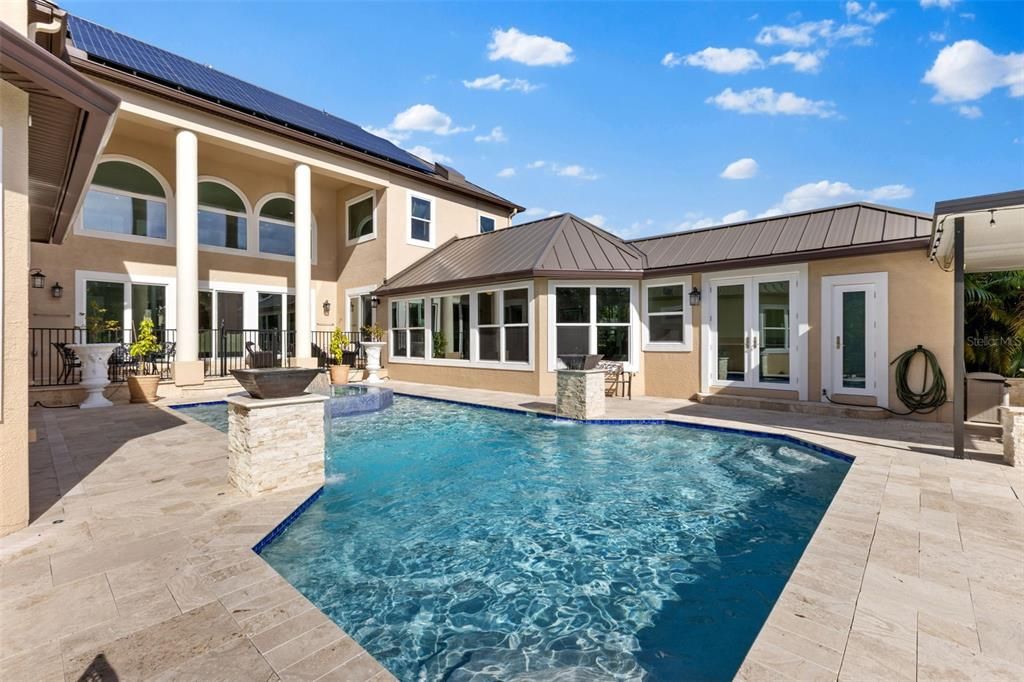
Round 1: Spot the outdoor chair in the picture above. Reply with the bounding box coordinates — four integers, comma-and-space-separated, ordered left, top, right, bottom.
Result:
245, 341, 276, 368
598, 360, 633, 400
153, 341, 176, 379
51, 342, 81, 384
107, 343, 138, 382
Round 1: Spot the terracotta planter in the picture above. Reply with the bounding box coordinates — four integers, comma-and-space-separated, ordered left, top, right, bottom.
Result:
329, 364, 350, 385
127, 374, 161, 403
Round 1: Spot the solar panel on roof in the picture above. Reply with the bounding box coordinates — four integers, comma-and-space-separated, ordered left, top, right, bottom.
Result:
66, 15, 435, 174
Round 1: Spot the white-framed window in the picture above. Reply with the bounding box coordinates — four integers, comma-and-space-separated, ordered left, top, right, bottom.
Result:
643, 276, 693, 352
408, 192, 435, 247
479, 215, 496, 234
79, 157, 171, 242
391, 298, 426, 358
345, 190, 376, 245
255, 193, 317, 261
390, 281, 534, 370
74, 270, 177, 343
198, 178, 248, 251
548, 281, 640, 371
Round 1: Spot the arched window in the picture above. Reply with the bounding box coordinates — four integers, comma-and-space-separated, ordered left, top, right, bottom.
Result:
256, 195, 294, 256
82, 159, 168, 239
198, 180, 248, 250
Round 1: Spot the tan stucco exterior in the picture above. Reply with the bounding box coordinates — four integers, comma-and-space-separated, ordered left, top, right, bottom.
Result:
1, 1, 32, 536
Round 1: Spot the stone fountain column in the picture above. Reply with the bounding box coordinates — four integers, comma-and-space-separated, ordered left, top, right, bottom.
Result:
556, 369, 606, 420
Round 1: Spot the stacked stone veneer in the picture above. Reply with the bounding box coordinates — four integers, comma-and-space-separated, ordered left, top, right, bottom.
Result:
556, 369, 606, 420
227, 393, 328, 496
1001, 406, 1024, 468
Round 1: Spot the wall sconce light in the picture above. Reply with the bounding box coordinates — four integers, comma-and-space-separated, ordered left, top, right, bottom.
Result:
51, 282, 64, 299
30, 269, 46, 289
370, 295, 380, 309
322, 300, 331, 316
989, 210, 996, 229
688, 286, 702, 306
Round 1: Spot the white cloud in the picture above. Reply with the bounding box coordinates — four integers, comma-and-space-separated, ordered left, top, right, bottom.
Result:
764, 180, 913, 214
362, 125, 408, 145
957, 104, 983, 119
929, 32, 947, 43
520, 207, 548, 218
497, 167, 516, 177
720, 158, 759, 180
959, 12, 974, 20
407, 145, 452, 164
555, 164, 599, 180
527, 160, 547, 169
583, 214, 607, 228
923, 40, 1024, 102
672, 47, 764, 73
920, 0, 958, 8
391, 104, 472, 135
676, 216, 716, 231
706, 87, 837, 118
462, 74, 539, 93
474, 126, 507, 143
769, 50, 827, 73
488, 27, 574, 66
846, 1, 892, 25
722, 209, 751, 223
756, 18, 875, 48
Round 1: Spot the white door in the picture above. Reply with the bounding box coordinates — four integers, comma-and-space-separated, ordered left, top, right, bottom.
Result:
822, 273, 888, 406
710, 274, 799, 389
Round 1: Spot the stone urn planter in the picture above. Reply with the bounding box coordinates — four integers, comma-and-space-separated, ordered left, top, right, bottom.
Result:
127, 374, 161, 403
68, 343, 119, 409
363, 341, 386, 384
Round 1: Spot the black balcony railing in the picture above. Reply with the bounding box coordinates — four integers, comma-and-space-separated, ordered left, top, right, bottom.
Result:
29, 328, 177, 387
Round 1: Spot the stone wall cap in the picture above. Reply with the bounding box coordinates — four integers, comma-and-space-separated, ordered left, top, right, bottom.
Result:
226, 391, 329, 409
556, 368, 607, 375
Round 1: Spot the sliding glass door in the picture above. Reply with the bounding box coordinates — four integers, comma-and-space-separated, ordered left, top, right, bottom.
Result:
710, 274, 797, 389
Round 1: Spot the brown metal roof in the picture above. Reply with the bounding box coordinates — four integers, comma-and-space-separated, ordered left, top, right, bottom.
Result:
631, 202, 931, 274
375, 214, 645, 296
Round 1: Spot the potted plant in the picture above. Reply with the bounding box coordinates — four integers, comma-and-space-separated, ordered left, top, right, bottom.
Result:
69, 302, 123, 409
328, 328, 351, 385
432, 331, 447, 359
361, 324, 387, 384
127, 317, 163, 403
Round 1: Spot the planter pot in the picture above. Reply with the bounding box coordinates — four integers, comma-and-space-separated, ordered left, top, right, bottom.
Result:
127, 374, 161, 403
68, 343, 119, 409
329, 364, 350, 385
363, 341, 386, 384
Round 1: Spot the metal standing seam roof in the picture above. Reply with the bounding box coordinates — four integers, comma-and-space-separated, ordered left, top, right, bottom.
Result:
376, 214, 646, 295
631, 203, 933, 271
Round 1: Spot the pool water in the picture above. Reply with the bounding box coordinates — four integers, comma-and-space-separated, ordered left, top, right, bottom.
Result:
247, 398, 849, 681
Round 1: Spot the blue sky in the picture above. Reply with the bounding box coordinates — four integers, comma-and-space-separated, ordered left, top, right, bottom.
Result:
64, 1, 1023, 239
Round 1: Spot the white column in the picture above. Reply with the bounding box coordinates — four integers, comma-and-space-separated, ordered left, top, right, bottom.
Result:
294, 163, 312, 362
174, 130, 200, 379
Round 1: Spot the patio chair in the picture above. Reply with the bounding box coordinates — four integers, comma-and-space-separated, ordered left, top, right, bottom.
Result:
153, 341, 176, 379
107, 343, 138, 382
311, 343, 332, 368
598, 360, 632, 400
245, 341, 276, 368
51, 342, 81, 384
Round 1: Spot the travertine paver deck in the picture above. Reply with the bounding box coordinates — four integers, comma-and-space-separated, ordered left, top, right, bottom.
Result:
2, 382, 1022, 681
0, 398, 395, 682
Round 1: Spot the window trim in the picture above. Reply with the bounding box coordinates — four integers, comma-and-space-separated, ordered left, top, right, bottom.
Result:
75, 154, 175, 245
344, 190, 377, 246
407, 191, 436, 248
196, 175, 251, 255
642, 275, 693, 352
388, 281, 535, 371
547, 280, 641, 373
75, 270, 178, 342
254, 192, 318, 264
478, 213, 497, 234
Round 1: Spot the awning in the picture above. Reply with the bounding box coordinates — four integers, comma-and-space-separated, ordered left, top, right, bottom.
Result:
1, 18, 119, 243
930, 190, 1024, 274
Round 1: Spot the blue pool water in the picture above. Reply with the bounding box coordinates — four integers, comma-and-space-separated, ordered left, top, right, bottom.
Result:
210, 397, 849, 682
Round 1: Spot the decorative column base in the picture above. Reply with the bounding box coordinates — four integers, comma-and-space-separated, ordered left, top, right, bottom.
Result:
1001, 406, 1024, 468
226, 392, 328, 496
556, 369, 606, 420
173, 360, 205, 387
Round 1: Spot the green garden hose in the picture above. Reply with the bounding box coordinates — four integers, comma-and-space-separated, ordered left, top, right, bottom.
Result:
825, 345, 948, 415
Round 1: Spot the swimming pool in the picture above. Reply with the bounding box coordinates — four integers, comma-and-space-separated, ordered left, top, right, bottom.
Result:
223, 397, 849, 681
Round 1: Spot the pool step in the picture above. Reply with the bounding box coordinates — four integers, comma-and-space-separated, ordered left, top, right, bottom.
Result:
696, 392, 891, 420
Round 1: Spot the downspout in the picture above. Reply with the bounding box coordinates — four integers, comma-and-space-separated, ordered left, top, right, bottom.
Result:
508, 208, 519, 223
28, 12, 64, 43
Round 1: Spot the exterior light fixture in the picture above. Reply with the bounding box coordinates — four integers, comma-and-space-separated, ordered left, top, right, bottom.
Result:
30, 269, 46, 289
51, 282, 64, 299
989, 210, 996, 229
370, 295, 380, 309
689, 286, 702, 306
322, 300, 331, 316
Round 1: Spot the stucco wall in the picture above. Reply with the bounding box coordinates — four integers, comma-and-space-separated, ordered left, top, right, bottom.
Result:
1, 2, 32, 536
643, 274, 702, 400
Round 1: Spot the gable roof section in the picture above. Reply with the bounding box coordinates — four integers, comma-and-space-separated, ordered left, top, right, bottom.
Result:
376, 214, 645, 296
632, 202, 932, 273
63, 15, 522, 211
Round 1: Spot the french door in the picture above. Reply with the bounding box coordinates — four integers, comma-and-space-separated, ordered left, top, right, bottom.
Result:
709, 273, 799, 390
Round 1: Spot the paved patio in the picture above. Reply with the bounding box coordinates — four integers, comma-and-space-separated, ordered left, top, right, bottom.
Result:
2, 381, 1022, 681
